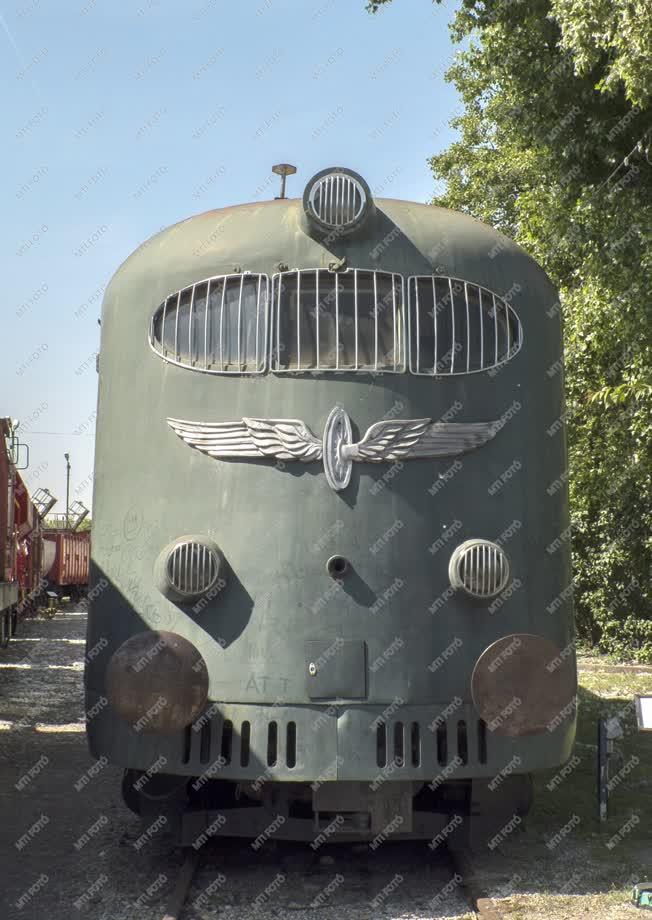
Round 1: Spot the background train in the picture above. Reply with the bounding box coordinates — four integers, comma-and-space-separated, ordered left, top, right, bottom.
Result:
86, 165, 577, 847
1, 418, 91, 646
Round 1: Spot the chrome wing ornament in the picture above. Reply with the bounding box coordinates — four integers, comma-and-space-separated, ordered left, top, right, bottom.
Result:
167, 407, 499, 492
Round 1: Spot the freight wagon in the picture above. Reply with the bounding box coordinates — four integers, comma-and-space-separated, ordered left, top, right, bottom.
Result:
42, 530, 91, 601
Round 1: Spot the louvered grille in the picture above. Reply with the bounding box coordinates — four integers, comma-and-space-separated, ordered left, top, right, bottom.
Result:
186, 716, 298, 769
308, 173, 366, 228
166, 541, 219, 597
376, 717, 489, 768
408, 276, 522, 374
271, 268, 405, 372
453, 541, 509, 598
150, 273, 269, 374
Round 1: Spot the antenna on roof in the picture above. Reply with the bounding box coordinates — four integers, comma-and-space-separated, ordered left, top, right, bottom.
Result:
272, 163, 297, 200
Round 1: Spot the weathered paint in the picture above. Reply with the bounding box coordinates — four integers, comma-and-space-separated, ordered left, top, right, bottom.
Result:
86, 191, 575, 784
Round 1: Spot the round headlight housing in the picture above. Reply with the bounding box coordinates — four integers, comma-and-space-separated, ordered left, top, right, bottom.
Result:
449, 539, 509, 599
303, 167, 372, 234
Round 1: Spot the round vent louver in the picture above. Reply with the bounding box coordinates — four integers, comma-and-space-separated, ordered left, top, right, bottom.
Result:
160, 538, 223, 602
303, 167, 372, 233
449, 540, 510, 599
167, 541, 219, 597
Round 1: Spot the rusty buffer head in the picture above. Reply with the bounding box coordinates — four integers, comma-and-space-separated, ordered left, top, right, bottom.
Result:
106, 630, 209, 734
471, 633, 577, 737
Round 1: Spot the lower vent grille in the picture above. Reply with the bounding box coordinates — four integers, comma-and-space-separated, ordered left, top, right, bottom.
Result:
186, 715, 298, 770
376, 717, 488, 769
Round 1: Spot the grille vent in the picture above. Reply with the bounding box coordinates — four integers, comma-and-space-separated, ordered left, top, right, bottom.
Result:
150, 273, 269, 375
376, 718, 488, 768
166, 541, 220, 598
271, 268, 404, 372
449, 540, 509, 598
185, 717, 297, 769
307, 173, 366, 228
408, 276, 522, 375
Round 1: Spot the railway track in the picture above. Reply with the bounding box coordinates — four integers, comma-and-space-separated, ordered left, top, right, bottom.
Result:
155, 841, 511, 920
448, 848, 510, 919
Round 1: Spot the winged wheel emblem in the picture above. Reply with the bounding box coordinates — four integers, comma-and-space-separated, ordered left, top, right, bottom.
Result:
167, 407, 499, 492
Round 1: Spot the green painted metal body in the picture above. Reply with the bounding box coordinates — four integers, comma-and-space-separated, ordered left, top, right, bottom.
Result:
86, 195, 575, 788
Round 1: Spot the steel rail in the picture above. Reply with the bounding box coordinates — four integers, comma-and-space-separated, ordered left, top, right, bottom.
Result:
161, 849, 200, 920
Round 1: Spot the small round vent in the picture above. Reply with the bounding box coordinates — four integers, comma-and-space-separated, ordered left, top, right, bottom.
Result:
449, 540, 510, 599
303, 168, 371, 233
166, 540, 221, 599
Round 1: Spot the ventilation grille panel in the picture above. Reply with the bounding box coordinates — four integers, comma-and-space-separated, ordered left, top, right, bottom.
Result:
450, 540, 510, 598
166, 541, 220, 597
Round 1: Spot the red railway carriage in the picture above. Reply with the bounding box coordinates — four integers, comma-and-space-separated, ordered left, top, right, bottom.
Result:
15, 472, 47, 608
0, 417, 64, 642
0, 420, 19, 644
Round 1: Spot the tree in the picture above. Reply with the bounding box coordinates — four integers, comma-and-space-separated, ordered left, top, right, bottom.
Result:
369, 0, 652, 657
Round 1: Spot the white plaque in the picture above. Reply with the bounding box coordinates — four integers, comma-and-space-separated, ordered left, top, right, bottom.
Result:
635, 696, 652, 731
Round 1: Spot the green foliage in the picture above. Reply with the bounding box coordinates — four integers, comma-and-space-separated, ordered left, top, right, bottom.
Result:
369, 0, 652, 656
550, 0, 652, 108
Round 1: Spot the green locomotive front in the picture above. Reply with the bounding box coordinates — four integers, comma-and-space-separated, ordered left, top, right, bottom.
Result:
85, 166, 576, 844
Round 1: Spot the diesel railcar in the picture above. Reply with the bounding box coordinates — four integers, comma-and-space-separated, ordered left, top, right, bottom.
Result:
86, 166, 576, 846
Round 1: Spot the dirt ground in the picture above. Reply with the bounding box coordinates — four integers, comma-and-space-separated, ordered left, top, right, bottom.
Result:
0, 611, 649, 919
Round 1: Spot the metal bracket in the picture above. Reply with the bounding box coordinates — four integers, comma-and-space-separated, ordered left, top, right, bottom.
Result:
328, 256, 347, 272
12, 439, 29, 471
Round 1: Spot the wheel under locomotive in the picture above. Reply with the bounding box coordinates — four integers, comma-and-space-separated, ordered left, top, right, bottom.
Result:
85, 166, 576, 846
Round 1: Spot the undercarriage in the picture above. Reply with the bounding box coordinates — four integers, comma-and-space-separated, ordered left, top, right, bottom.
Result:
122, 771, 534, 849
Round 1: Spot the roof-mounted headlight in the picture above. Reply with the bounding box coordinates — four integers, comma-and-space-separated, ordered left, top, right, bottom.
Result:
303, 167, 373, 235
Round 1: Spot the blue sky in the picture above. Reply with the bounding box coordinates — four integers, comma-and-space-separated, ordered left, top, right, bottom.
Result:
2, 0, 460, 511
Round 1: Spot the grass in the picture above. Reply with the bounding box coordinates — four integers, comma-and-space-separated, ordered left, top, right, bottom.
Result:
473, 658, 652, 918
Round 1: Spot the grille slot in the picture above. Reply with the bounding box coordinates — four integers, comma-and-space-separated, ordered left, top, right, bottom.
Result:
393, 721, 404, 766
451, 540, 510, 599
457, 720, 468, 765
199, 722, 211, 764
286, 722, 296, 768
220, 720, 233, 764
408, 275, 522, 375
240, 721, 250, 767
411, 722, 421, 767
308, 173, 366, 228
267, 722, 278, 766
477, 719, 488, 764
436, 723, 447, 765
182, 725, 192, 764
166, 541, 220, 598
376, 723, 387, 768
